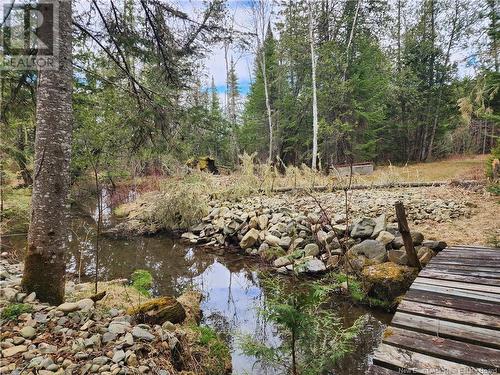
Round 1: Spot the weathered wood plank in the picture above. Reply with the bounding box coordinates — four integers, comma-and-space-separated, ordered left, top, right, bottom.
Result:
434, 254, 500, 262
428, 260, 500, 269
391, 312, 500, 349
414, 277, 500, 294
424, 266, 500, 279
418, 269, 500, 286
382, 326, 500, 368
397, 300, 500, 329
373, 343, 487, 374
404, 289, 500, 316
367, 364, 402, 375
410, 282, 500, 303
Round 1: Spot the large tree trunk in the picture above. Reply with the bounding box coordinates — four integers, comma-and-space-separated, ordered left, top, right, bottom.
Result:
22, 0, 73, 305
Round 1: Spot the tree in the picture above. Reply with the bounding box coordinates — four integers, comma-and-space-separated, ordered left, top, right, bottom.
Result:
227, 57, 240, 126
309, 2, 319, 170
22, 0, 73, 305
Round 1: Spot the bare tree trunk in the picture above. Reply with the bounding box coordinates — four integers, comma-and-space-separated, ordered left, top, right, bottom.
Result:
262, 59, 273, 163
309, 2, 318, 170
22, 0, 73, 305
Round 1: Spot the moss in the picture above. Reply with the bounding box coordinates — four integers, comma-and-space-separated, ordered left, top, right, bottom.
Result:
261, 247, 287, 262
362, 262, 415, 283
127, 296, 186, 324
1, 303, 33, 320
131, 269, 153, 297
1, 187, 31, 234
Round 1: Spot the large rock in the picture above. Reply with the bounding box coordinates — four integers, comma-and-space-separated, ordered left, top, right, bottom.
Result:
274, 256, 292, 268
362, 263, 418, 302
388, 249, 408, 265
371, 214, 387, 239
304, 243, 320, 257
258, 215, 269, 230
348, 240, 387, 263
376, 231, 395, 246
240, 228, 259, 249
57, 302, 79, 313
296, 258, 326, 274
411, 232, 424, 245
127, 297, 186, 325
265, 234, 281, 247
351, 218, 376, 239
422, 240, 447, 252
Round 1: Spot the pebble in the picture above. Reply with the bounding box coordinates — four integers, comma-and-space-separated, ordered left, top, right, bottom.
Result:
112, 350, 125, 363
2, 345, 27, 357
131, 326, 155, 341
20, 326, 36, 339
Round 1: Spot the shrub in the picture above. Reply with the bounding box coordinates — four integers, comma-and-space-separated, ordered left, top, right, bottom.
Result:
1, 303, 33, 320
131, 269, 153, 297
193, 325, 231, 375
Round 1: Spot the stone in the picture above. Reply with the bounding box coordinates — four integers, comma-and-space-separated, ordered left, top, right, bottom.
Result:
102, 332, 117, 344
240, 228, 260, 249
16, 292, 27, 302
93, 356, 109, 366
264, 234, 281, 247
326, 255, 341, 268
123, 332, 134, 346
56, 302, 79, 313
303, 243, 320, 257
258, 214, 269, 230
348, 240, 387, 263
38, 343, 57, 354
376, 231, 395, 246
273, 256, 292, 268
296, 258, 326, 274
392, 237, 404, 249
422, 240, 447, 252
1, 287, 17, 301
108, 322, 130, 334
2, 345, 27, 357
138, 366, 150, 373
40, 357, 54, 369
20, 326, 36, 339
289, 238, 304, 252
24, 292, 36, 303
362, 263, 418, 302
371, 214, 387, 239
131, 326, 155, 341
258, 242, 269, 253
77, 298, 94, 312
112, 350, 126, 363
417, 247, 435, 265
278, 236, 292, 249
126, 353, 138, 366
388, 249, 408, 266
351, 218, 376, 239
411, 231, 424, 245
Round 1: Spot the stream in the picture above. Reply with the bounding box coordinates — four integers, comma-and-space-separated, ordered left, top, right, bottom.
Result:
6, 189, 392, 374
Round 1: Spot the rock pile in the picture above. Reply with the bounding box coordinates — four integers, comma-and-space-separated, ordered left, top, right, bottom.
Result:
181, 200, 447, 279
0, 259, 229, 375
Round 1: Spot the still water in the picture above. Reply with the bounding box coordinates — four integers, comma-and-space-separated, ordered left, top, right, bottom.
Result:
8, 191, 391, 374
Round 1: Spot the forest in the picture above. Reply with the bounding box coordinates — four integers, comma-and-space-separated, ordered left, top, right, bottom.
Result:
0, 0, 499, 374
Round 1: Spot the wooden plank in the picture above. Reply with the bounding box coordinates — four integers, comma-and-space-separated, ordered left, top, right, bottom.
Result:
435, 254, 500, 261
367, 364, 402, 375
428, 260, 500, 269
424, 265, 500, 279
397, 300, 500, 329
382, 326, 500, 368
447, 245, 499, 250
404, 289, 500, 316
373, 343, 487, 374
410, 282, 500, 304
391, 312, 500, 349
419, 269, 500, 286
414, 277, 500, 294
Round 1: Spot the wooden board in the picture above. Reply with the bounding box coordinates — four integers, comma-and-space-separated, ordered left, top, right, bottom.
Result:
370, 245, 500, 374
382, 326, 500, 368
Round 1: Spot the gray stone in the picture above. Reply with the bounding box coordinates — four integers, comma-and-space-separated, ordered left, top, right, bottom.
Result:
348, 240, 387, 263
38, 343, 57, 354
56, 302, 79, 313
40, 357, 54, 369
273, 256, 292, 268
278, 236, 292, 249
371, 214, 387, 239
264, 234, 281, 247
1, 287, 17, 301
77, 298, 94, 312
376, 231, 395, 246
112, 350, 126, 363
131, 326, 155, 341
388, 249, 408, 265
108, 322, 130, 335
392, 237, 404, 249
92, 356, 109, 366
303, 243, 320, 257
23, 292, 36, 303
297, 258, 326, 274
351, 218, 376, 239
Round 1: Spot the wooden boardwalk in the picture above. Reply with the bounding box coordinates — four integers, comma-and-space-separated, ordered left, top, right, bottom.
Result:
369, 245, 500, 374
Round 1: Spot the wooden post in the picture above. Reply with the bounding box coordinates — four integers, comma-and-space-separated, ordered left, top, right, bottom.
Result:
395, 201, 422, 270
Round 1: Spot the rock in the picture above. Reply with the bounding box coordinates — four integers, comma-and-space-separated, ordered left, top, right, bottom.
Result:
326, 255, 341, 268
303, 243, 320, 257
296, 258, 326, 274
20, 326, 36, 339
264, 234, 281, 247
376, 231, 395, 246
348, 240, 387, 263
38, 343, 57, 354
351, 218, 376, 239
40, 357, 54, 369
392, 237, 404, 249
131, 326, 155, 341
248, 216, 259, 229
258, 214, 269, 230
138, 366, 150, 373
1, 287, 17, 301
388, 249, 408, 265
24, 292, 36, 303
258, 242, 269, 253
411, 231, 424, 245
289, 238, 304, 252
127, 353, 138, 366
273, 256, 292, 268
127, 297, 186, 325
371, 214, 387, 239
2, 345, 27, 357
16, 292, 27, 302
362, 263, 418, 302
80, 319, 94, 331
278, 236, 292, 249
123, 332, 134, 346
92, 356, 109, 366
422, 240, 447, 252
102, 332, 117, 344
107, 322, 130, 335
240, 228, 260, 249
77, 298, 94, 312
56, 302, 79, 313
112, 350, 126, 363
181, 232, 198, 241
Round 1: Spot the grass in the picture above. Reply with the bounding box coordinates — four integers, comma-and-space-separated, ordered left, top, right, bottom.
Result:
1, 303, 33, 320
1, 187, 31, 235
192, 325, 231, 375
130, 269, 153, 297
331, 273, 366, 302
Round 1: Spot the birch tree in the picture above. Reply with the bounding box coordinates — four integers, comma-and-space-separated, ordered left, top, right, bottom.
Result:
309, 1, 319, 170
22, 0, 73, 305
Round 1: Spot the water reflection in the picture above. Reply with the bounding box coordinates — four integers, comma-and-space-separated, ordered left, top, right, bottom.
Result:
7, 195, 391, 374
